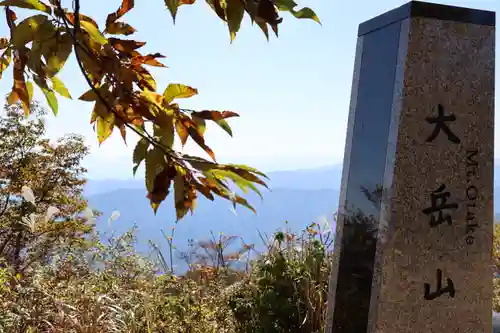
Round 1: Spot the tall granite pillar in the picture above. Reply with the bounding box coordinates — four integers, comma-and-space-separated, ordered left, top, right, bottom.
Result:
326, 2, 495, 333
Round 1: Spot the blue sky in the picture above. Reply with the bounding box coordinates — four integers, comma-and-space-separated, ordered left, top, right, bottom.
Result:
0, 0, 498, 179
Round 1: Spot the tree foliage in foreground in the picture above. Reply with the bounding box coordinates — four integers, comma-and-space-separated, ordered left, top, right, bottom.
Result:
0, 103, 94, 273
0, 0, 320, 220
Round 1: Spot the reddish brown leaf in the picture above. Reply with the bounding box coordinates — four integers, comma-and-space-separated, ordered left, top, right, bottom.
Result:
105, 22, 136, 36
186, 125, 216, 161
106, 0, 135, 26
148, 165, 176, 214
193, 110, 239, 120
134, 65, 156, 91
5, 7, 16, 28
193, 180, 215, 201
109, 37, 145, 53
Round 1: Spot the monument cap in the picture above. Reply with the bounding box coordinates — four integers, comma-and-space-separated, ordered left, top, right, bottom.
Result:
358, 1, 495, 37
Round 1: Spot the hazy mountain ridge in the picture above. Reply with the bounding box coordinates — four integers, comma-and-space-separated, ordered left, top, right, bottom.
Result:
85, 163, 500, 267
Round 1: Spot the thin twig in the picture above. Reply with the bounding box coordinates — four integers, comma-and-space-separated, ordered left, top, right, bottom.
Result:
60, 0, 178, 163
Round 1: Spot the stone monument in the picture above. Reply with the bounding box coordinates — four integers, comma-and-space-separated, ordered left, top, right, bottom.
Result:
325, 2, 495, 333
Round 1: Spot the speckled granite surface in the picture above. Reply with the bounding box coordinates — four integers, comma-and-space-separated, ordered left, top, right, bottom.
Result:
326, 2, 495, 333
372, 17, 494, 333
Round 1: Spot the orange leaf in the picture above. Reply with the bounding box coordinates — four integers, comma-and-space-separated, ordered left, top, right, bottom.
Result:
10, 50, 30, 114
175, 121, 188, 145
131, 53, 166, 67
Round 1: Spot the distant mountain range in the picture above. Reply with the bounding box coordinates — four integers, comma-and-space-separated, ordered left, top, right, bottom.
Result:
84, 163, 500, 270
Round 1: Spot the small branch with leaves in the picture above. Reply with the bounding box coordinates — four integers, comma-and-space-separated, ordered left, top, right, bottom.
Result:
0, 0, 319, 220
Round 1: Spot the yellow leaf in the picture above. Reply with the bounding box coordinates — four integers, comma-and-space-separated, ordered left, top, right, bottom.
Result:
80, 20, 108, 45
163, 83, 198, 104
0, 49, 12, 79
96, 111, 115, 144
26, 81, 33, 101
0, 0, 51, 14
11, 14, 49, 47
50, 76, 71, 99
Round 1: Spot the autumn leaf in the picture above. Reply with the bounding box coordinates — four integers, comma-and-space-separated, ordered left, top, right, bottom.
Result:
11, 14, 49, 47
192, 114, 206, 136
165, 0, 196, 22
275, 0, 321, 24
154, 122, 174, 148
192, 110, 239, 136
45, 33, 73, 76
105, 22, 136, 36
106, 0, 135, 26
51, 76, 71, 99
96, 111, 115, 144
109, 37, 145, 53
9, 50, 30, 115
133, 137, 149, 167
0, 48, 12, 79
34, 75, 58, 115
131, 53, 166, 67
175, 120, 189, 145
145, 147, 165, 192
79, 88, 98, 101
207, 169, 264, 198
65, 12, 98, 28
0, 37, 8, 49
226, 0, 244, 41
0, 0, 51, 14
80, 20, 108, 45
148, 167, 175, 214
163, 83, 197, 104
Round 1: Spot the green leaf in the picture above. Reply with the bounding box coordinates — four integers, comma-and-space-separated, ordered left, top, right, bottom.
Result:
208, 169, 263, 199
256, 21, 269, 40
163, 83, 198, 104
275, 0, 320, 24
145, 147, 165, 192
50, 76, 71, 99
11, 14, 49, 47
154, 123, 174, 148
289, 7, 320, 24
164, 0, 179, 22
226, 0, 244, 42
45, 33, 73, 76
80, 20, 108, 45
0, 0, 51, 14
96, 112, 115, 144
34, 76, 58, 115
173, 174, 187, 220
26, 81, 33, 102
133, 138, 149, 166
